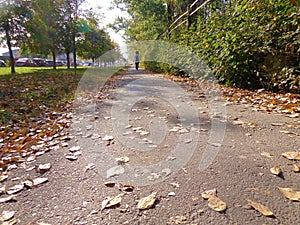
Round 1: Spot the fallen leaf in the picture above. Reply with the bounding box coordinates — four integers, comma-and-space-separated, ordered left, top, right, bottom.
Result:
0, 211, 15, 221
201, 189, 217, 200
282, 152, 300, 160
36, 163, 52, 173
260, 152, 274, 158
69, 145, 81, 152
0, 174, 8, 182
278, 187, 300, 201
292, 164, 300, 173
170, 182, 180, 188
102, 135, 114, 141
101, 194, 123, 210
137, 192, 158, 210
208, 196, 227, 212
271, 123, 284, 126
116, 156, 129, 164
32, 177, 48, 186
6, 184, 24, 195
65, 154, 78, 161
247, 199, 274, 217
104, 181, 115, 187
0, 195, 15, 203
23, 179, 34, 188
1, 218, 17, 225
169, 215, 187, 224
270, 166, 282, 176
118, 183, 134, 192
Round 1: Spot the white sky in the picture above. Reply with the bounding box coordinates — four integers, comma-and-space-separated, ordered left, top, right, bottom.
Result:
0, 0, 127, 54
85, 0, 126, 45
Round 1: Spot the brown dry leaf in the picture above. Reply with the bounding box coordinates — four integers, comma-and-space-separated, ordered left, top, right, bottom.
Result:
201, 189, 217, 200
270, 166, 282, 176
6, 184, 24, 195
247, 199, 274, 217
137, 192, 158, 210
0, 211, 15, 221
118, 183, 134, 192
37, 163, 52, 173
282, 152, 300, 160
0, 195, 15, 203
278, 187, 300, 201
169, 215, 187, 224
104, 181, 116, 187
1, 218, 17, 225
292, 164, 300, 173
208, 196, 227, 212
32, 177, 48, 186
101, 194, 123, 211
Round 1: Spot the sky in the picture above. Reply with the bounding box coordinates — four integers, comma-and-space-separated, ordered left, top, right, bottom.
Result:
0, 0, 127, 54
85, 0, 127, 45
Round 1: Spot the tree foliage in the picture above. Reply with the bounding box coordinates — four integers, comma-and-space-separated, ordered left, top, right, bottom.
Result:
112, 0, 300, 93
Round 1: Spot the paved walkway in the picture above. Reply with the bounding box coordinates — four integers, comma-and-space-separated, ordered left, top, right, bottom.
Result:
1, 68, 299, 224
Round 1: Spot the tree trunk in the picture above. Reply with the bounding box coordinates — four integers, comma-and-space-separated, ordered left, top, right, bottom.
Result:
52, 51, 56, 70
5, 27, 15, 74
66, 52, 70, 69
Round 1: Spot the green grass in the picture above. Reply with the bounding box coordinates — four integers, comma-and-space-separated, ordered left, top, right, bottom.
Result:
0, 66, 89, 76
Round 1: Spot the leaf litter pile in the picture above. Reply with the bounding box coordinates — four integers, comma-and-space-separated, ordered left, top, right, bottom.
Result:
0, 70, 299, 224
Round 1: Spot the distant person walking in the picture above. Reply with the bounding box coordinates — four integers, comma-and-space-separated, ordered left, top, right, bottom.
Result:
134, 51, 140, 70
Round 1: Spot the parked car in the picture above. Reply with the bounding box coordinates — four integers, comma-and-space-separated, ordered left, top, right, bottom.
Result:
45, 60, 64, 67
56, 60, 64, 66
0, 59, 6, 67
32, 58, 46, 66
15, 58, 36, 67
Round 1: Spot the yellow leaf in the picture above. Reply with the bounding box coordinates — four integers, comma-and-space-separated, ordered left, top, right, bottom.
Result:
282, 152, 300, 160
208, 196, 227, 212
278, 187, 300, 201
247, 199, 274, 217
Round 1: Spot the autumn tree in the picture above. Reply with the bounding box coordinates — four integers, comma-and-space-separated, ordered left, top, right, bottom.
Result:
0, 0, 31, 73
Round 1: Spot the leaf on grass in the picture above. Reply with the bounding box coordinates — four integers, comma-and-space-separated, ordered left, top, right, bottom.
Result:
0, 211, 15, 221
247, 199, 274, 217
282, 152, 300, 160
270, 166, 282, 176
208, 196, 227, 212
278, 187, 300, 201
201, 189, 217, 200
137, 192, 158, 210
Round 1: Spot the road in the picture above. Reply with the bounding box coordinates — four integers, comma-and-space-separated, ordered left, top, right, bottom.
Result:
1, 68, 299, 224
